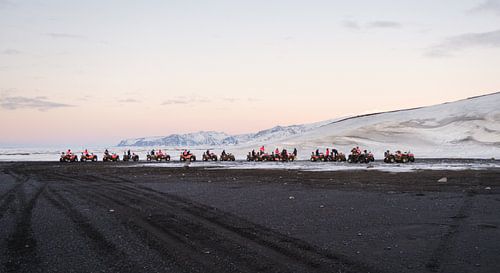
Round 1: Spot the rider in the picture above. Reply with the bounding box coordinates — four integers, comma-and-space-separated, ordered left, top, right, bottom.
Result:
104, 149, 109, 155
332, 148, 338, 156
221, 150, 227, 156
150, 149, 155, 156
127, 150, 131, 157
384, 150, 390, 157
275, 148, 279, 155
325, 148, 330, 158
281, 149, 287, 159
259, 146, 265, 155
293, 148, 297, 156
315, 149, 320, 156
67, 149, 71, 155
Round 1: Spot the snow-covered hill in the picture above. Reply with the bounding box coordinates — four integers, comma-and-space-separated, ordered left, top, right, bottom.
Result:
117, 131, 236, 147
118, 92, 500, 158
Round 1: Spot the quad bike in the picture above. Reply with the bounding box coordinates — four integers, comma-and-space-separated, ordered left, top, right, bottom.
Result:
147, 153, 170, 162
103, 153, 120, 162
384, 154, 396, 163
202, 153, 218, 161
180, 153, 196, 162
80, 153, 98, 162
247, 152, 273, 161
60, 153, 78, 162
394, 152, 414, 163
365, 152, 375, 162
329, 153, 347, 162
310, 153, 327, 162
220, 153, 236, 161
123, 154, 139, 162
348, 152, 373, 164
347, 153, 362, 163
260, 153, 274, 161
247, 153, 260, 161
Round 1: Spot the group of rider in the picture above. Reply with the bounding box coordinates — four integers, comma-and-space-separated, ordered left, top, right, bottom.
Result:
250, 146, 298, 157
63, 146, 413, 162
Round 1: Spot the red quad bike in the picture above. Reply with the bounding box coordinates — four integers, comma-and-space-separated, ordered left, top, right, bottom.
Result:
310, 153, 327, 162
180, 152, 196, 162
60, 153, 78, 162
202, 153, 218, 161
365, 152, 375, 162
260, 153, 274, 161
147, 153, 171, 162
123, 154, 139, 162
103, 153, 120, 162
394, 151, 414, 163
80, 153, 98, 162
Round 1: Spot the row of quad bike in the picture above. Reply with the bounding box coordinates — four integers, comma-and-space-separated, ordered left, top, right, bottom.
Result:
310, 151, 415, 164
60, 153, 141, 162
60, 150, 415, 164
310, 152, 375, 163
60, 152, 236, 162
246, 152, 297, 162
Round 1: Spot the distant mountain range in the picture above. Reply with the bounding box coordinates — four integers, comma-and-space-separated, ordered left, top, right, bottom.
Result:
117, 119, 335, 148
118, 92, 500, 158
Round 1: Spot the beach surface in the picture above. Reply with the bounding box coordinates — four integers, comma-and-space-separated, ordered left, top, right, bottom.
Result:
0, 162, 499, 273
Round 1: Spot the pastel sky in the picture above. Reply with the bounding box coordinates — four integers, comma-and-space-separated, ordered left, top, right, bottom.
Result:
1, 0, 499, 147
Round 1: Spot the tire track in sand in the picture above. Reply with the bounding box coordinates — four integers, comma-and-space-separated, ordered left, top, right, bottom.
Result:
56, 172, 382, 273
3, 171, 46, 272
42, 185, 144, 273
425, 192, 474, 272
0, 171, 28, 220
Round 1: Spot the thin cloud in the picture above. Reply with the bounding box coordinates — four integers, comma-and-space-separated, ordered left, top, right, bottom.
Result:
2, 49, 21, 55
368, 21, 402, 28
118, 98, 140, 103
161, 96, 210, 105
219, 97, 262, 103
45, 33, 85, 39
341, 20, 360, 30
470, 0, 500, 16
342, 20, 402, 30
426, 29, 500, 57
0, 96, 73, 111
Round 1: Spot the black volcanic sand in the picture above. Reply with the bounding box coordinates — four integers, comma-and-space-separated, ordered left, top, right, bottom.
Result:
0, 162, 499, 273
